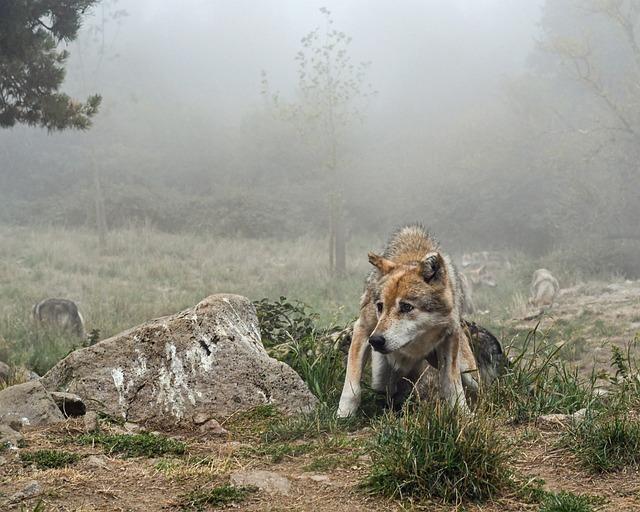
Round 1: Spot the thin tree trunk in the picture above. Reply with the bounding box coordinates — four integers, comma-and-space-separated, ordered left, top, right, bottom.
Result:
329, 193, 336, 272
334, 190, 346, 275
91, 151, 107, 249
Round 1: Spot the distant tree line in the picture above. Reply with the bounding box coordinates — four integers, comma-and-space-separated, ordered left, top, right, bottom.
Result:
1, 0, 639, 276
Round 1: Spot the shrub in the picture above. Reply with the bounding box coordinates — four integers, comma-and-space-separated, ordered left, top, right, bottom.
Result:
253, 297, 347, 405
75, 432, 186, 458
364, 402, 512, 503
180, 485, 256, 511
539, 491, 595, 512
19, 449, 81, 469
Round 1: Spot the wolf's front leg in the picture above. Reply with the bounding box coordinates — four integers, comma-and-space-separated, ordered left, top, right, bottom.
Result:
436, 328, 469, 412
337, 308, 376, 418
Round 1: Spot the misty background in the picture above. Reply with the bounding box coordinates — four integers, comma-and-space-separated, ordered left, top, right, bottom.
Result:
1, 0, 639, 276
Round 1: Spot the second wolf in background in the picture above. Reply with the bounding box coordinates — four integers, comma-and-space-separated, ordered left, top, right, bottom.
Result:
529, 269, 559, 308
32, 298, 86, 338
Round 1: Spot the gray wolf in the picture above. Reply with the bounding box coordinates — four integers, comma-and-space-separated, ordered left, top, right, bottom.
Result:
528, 269, 559, 308
32, 298, 86, 338
337, 225, 505, 417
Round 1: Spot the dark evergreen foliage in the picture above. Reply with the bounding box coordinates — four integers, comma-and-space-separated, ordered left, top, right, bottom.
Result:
0, 0, 101, 130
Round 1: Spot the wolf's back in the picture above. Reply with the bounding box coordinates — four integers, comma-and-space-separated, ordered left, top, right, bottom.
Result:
463, 320, 508, 385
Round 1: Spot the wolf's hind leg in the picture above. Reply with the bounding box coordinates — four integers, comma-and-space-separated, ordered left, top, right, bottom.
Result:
337, 307, 376, 418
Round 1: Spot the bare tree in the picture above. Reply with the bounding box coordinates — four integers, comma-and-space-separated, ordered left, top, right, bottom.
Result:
262, 7, 375, 275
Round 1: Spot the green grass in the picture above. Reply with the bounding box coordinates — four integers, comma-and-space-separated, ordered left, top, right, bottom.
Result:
364, 402, 513, 503
262, 402, 373, 443
245, 440, 315, 463
74, 432, 186, 458
19, 449, 81, 469
487, 326, 597, 423
180, 485, 257, 511
563, 412, 640, 472
539, 491, 597, 512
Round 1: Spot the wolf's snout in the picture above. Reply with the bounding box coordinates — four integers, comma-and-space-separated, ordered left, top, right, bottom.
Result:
369, 334, 386, 351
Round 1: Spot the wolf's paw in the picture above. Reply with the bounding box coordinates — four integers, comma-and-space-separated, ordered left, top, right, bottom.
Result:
337, 396, 359, 418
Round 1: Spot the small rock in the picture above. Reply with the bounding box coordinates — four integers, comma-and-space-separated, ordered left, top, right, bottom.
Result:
230, 470, 291, 495
198, 418, 228, 436
7, 480, 43, 504
83, 411, 99, 433
192, 412, 210, 425
308, 474, 330, 483
0, 380, 64, 427
124, 422, 141, 433
0, 423, 23, 449
50, 391, 86, 417
85, 455, 108, 469
0, 455, 6, 466
537, 408, 587, 428
537, 413, 570, 427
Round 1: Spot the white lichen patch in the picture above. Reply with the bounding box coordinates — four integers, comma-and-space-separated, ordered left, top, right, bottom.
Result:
105, 296, 271, 421
153, 342, 199, 419
132, 349, 148, 377
111, 367, 127, 416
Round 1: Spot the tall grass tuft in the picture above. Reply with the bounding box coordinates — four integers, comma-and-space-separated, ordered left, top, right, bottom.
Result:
563, 411, 640, 472
364, 401, 513, 503
487, 325, 597, 422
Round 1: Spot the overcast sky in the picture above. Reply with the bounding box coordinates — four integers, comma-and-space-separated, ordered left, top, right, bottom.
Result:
64, 0, 545, 127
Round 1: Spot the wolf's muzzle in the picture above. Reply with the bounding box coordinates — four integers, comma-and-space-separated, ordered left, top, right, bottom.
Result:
369, 334, 387, 353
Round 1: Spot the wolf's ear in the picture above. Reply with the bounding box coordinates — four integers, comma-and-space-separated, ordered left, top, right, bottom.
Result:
420, 252, 446, 283
368, 252, 396, 274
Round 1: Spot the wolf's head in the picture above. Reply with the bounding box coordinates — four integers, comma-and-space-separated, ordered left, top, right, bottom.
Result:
367, 251, 455, 354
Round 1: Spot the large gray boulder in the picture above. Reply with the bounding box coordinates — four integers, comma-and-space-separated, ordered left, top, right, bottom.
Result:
0, 380, 65, 428
42, 294, 316, 427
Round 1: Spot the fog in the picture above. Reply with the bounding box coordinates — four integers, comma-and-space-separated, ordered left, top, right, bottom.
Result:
2, 0, 639, 275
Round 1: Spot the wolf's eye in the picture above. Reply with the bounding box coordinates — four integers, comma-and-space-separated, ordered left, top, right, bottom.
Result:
399, 302, 414, 313
376, 302, 383, 313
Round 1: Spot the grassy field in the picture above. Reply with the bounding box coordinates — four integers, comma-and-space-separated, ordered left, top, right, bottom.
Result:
0, 224, 635, 374
0, 225, 381, 372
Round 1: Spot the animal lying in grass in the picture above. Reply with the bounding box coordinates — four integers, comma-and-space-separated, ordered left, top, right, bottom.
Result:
337, 225, 506, 418
529, 268, 559, 308
32, 298, 86, 338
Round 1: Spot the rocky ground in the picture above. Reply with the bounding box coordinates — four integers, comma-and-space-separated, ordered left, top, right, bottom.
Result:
2, 412, 640, 511
510, 279, 640, 376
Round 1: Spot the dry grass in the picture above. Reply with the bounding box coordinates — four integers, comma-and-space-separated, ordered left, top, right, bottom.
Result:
0, 225, 375, 371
